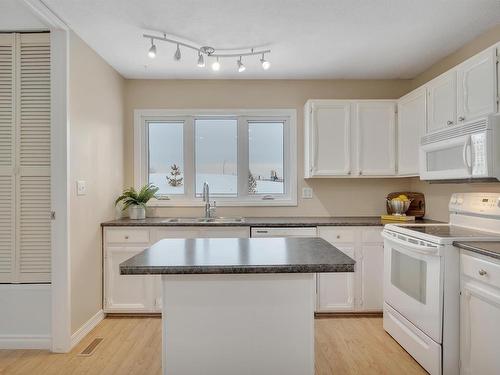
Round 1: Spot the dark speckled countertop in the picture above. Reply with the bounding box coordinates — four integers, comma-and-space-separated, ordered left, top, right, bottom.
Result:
119, 237, 355, 275
103, 216, 438, 227
454, 241, 500, 261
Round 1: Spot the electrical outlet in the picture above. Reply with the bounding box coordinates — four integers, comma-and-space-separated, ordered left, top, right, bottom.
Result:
302, 187, 313, 199
76, 180, 86, 196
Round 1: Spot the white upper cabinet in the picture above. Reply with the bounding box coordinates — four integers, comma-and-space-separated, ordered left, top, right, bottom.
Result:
304, 100, 396, 178
397, 87, 426, 176
304, 100, 351, 177
457, 48, 498, 123
354, 101, 396, 176
426, 70, 457, 134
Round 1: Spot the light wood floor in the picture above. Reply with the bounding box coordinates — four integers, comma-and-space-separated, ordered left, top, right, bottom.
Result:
0, 316, 427, 375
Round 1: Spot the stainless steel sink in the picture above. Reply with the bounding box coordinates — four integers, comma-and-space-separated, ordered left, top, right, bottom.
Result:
161, 217, 245, 224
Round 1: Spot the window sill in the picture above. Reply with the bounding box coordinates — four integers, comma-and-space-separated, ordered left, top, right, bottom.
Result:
147, 198, 298, 207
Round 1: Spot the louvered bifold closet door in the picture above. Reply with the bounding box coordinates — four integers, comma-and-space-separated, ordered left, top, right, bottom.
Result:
16, 33, 51, 283
0, 34, 16, 283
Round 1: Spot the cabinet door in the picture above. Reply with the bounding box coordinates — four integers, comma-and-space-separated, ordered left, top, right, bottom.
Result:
359, 244, 384, 312
426, 70, 457, 133
355, 101, 396, 176
317, 246, 355, 312
104, 246, 154, 313
457, 48, 497, 123
397, 88, 426, 176
461, 279, 500, 375
309, 101, 351, 176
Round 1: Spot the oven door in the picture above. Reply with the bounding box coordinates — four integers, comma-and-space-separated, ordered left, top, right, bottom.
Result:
382, 230, 443, 343
420, 134, 473, 180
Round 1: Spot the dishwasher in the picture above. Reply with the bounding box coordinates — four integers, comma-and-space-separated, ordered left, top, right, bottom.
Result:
251, 227, 317, 237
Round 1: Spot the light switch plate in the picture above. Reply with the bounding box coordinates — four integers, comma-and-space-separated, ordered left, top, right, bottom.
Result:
302, 187, 313, 199
76, 180, 86, 196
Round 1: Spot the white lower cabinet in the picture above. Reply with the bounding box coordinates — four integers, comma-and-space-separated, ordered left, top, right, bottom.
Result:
104, 225, 384, 314
104, 226, 250, 313
460, 251, 500, 375
317, 226, 384, 313
105, 246, 155, 313
317, 246, 355, 311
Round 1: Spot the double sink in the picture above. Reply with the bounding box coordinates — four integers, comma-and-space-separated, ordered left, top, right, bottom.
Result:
161, 217, 245, 224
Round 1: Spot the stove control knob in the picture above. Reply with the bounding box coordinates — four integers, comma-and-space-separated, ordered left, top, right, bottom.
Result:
478, 269, 487, 276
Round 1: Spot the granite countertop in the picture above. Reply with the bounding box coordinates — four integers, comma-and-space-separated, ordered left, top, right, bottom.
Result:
119, 237, 355, 275
103, 216, 438, 227
454, 241, 500, 261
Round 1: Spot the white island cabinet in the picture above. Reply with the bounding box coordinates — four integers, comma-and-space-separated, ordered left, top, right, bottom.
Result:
460, 250, 500, 375
104, 226, 250, 313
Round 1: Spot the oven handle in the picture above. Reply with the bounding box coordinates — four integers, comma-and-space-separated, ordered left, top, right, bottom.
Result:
382, 231, 440, 256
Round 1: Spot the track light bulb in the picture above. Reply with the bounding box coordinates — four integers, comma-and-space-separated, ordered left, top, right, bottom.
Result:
212, 57, 220, 71
148, 39, 156, 59
237, 57, 246, 72
174, 44, 181, 61
197, 53, 205, 67
260, 54, 270, 70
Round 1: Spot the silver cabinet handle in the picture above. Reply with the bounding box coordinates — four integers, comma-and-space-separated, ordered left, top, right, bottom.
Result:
458, 116, 465, 122
447, 120, 454, 126
478, 269, 487, 276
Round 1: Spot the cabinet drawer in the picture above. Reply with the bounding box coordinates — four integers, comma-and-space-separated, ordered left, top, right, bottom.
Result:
461, 252, 500, 289
251, 227, 317, 237
106, 228, 150, 244
361, 228, 383, 243
318, 227, 355, 243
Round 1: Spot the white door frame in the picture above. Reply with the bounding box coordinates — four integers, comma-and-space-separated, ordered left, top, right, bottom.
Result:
23, 0, 71, 352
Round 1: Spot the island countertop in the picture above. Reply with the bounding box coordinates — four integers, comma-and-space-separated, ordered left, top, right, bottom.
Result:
119, 237, 355, 275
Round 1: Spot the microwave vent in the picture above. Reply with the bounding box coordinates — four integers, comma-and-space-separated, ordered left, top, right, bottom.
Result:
421, 118, 488, 145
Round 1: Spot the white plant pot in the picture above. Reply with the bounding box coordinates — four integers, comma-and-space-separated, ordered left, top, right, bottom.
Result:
128, 205, 146, 220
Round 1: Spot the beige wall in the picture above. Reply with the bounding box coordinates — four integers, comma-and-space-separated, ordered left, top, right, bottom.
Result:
406, 24, 500, 221
124, 79, 413, 218
410, 24, 500, 89
69, 32, 125, 333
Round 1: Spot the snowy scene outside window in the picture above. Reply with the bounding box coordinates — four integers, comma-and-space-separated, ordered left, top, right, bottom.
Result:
195, 119, 238, 197
148, 122, 184, 195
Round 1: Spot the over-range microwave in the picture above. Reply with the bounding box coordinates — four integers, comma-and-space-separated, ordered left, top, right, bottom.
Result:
419, 114, 500, 181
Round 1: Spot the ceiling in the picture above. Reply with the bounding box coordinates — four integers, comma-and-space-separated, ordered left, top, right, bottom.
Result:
1, 0, 47, 31
41, 0, 500, 79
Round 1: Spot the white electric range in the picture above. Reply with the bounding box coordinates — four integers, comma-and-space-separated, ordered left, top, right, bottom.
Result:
382, 192, 500, 375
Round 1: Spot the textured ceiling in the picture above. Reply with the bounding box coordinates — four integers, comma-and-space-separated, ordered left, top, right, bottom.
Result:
1, 0, 47, 31
42, 0, 500, 79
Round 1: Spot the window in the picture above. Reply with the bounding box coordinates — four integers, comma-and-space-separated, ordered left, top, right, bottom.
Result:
148, 122, 184, 195
195, 119, 238, 197
135, 109, 297, 206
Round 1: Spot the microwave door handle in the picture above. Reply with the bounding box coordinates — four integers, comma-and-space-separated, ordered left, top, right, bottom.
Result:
462, 135, 472, 174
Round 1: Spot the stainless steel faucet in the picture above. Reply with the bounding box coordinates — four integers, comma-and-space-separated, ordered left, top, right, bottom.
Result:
202, 182, 216, 218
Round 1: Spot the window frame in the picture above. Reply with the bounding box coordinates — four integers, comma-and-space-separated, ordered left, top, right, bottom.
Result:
134, 109, 297, 207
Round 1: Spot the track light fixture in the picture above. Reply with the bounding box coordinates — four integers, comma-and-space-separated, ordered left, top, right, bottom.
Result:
260, 53, 271, 70
212, 57, 220, 71
197, 52, 205, 67
143, 32, 271, 72
148, 39, 156, 59
237, 57, 246, 73
174, 44, 181, 61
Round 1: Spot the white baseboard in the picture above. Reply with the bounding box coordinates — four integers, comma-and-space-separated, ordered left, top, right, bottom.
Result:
0, 335, 51, 349
70, 310, 105, 350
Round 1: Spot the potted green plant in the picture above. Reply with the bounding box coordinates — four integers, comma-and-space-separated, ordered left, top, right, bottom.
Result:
115, 184, 159, 219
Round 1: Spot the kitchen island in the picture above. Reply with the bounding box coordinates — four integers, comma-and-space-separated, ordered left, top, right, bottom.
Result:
120, 237, 355, 375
